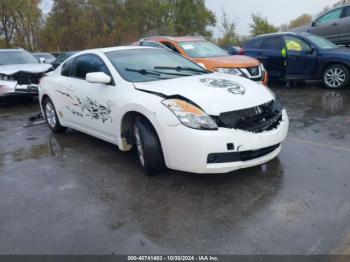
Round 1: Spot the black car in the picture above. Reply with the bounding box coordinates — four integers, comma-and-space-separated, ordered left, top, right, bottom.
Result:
51, 51, 77, 70
243, 32, 350, 89
222, 46, 244, 55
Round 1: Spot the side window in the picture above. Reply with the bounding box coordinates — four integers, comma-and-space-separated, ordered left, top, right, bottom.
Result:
248, 38, 264, 49
316, 8, 342, 24
61, 58, 74, 77
262, 37, 284, 50
74, 54, 111, 80
284, 36, 311, 52
342, 6, 350, 18
162, 42, 180, 54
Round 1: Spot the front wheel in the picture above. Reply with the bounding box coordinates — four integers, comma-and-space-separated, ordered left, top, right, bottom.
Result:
322, 64, 349, 89
133, 117, 165, 175
43, 97, 67, 133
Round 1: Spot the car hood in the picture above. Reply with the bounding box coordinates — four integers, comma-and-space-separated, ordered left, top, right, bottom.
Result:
134, 73, 275, 115
193, 55, 260, 69
0, 63, 52, 75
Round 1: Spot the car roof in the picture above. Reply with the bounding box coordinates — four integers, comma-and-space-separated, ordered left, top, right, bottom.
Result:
140, 36, 206, 43
0, 48, 25, 52
65, 46, 156, 58
253, 32, 313, 39
83, 46, 156, 54
254, 32, 297, 38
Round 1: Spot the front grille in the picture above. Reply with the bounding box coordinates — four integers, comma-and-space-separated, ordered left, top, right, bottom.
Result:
212, 99, 283, 133
12, 72, 44, 85
207, 144, 280, 164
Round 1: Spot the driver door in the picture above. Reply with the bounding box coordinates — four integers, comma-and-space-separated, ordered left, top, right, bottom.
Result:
284, 36, 318, 79
66, 54, 117, 141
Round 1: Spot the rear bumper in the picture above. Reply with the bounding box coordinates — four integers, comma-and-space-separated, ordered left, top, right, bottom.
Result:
159, 110, 289, 174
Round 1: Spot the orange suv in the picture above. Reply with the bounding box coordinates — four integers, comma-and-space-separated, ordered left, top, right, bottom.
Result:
135, 36, 268, 85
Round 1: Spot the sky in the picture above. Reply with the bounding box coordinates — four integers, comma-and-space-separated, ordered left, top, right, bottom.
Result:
40, 0, 338, 37
206, 0, 338, 36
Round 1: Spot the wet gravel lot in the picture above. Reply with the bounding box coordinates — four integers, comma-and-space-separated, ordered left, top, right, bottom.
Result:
0, 85, 350, 255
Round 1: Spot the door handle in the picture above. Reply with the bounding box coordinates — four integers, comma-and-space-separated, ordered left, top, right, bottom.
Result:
332, 23, 338, 26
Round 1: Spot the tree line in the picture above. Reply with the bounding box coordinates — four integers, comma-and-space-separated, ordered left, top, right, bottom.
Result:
0, 0, 333, 52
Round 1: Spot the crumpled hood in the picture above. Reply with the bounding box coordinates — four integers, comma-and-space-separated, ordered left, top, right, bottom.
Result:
134, 73, 275, 115
0, 63, 52, 75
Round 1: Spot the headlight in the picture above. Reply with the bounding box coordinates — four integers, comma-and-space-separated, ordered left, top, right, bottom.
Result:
162, 99, 218, 130
216, 68, 243, 76
0, 74, 15, 82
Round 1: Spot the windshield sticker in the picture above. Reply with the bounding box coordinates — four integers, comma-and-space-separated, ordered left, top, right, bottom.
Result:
182, 44, 195, 50
200, 78, 246, 95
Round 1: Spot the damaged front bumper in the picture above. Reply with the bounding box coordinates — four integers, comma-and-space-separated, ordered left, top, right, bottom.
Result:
159, 110, 289, 174
0, 80, 39, 98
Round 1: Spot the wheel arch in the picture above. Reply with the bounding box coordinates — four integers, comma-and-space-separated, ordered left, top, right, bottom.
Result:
119, 110, 162, 152
319, 60, 350, 77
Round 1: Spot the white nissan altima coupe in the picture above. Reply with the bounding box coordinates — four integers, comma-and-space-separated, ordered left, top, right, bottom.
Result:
39, 46, 289, 175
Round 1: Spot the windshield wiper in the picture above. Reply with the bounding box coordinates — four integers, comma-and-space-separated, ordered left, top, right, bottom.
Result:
125, 68, 166, 79
154, 66, 209, 74
126, 68, 160, 76
125, 68, 190, 77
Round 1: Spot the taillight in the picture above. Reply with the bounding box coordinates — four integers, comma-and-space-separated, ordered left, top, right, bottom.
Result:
239, 48, 245, 55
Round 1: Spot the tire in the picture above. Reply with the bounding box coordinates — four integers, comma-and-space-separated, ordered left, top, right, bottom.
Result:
43, 97, 67, 133
133, 117, 165, 175
322, 64, 349, 89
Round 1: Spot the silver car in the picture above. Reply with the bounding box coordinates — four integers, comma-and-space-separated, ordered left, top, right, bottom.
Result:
293, 3, 350, 45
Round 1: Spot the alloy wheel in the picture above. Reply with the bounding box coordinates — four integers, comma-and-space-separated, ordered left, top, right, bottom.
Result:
134, 125, 145, 167
45, 102, 57, 128
324, 67, 346, 88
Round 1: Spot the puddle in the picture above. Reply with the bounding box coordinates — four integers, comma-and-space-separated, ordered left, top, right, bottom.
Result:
0, 138, 63, 166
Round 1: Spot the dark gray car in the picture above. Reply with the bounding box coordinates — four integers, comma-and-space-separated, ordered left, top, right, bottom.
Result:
292, 3, 350, 45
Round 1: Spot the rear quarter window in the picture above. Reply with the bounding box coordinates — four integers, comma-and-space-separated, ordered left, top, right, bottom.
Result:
245, 38, 264, 49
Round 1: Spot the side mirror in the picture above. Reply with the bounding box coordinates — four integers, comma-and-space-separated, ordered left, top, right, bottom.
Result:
308, 45, 317, 54
86, 72, 111, 85
39, 57, 46, 64
311, 21, 316, 27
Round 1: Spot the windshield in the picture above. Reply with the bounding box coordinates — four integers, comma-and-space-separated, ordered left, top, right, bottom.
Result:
105, 48, 208, 83
305, 35, 338, 50
0, 50, 38, 65
178, 41, 228, 58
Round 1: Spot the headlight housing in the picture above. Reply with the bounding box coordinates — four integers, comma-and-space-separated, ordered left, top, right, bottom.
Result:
0, 74, 15, 82
162, 99, 218, 130
216, 67, 244, 76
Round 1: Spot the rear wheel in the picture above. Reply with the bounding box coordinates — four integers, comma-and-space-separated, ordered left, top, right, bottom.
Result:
43, 97, 67, 133
322, 64, 349, 89
133, 117, 165, 175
